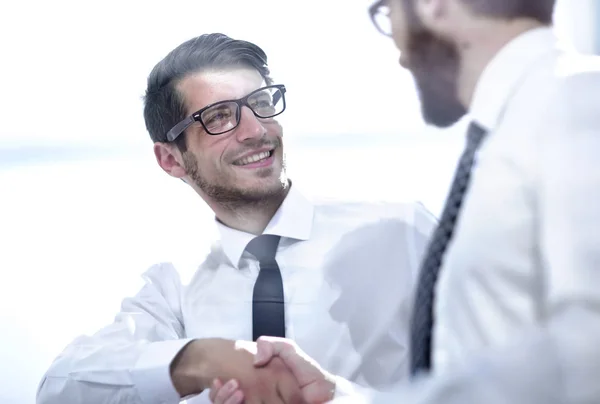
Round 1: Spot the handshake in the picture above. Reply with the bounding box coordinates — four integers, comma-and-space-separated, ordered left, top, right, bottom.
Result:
171, 336, 338, 404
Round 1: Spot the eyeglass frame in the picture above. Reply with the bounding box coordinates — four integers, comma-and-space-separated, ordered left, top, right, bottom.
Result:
369, 0, 393, 37
165, 84, 287, 142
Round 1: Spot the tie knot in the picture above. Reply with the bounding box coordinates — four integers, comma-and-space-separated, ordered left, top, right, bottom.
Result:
246, 235, 281, 263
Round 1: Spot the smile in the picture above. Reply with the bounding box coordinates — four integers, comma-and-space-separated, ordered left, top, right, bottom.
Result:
234, 150, 274, 166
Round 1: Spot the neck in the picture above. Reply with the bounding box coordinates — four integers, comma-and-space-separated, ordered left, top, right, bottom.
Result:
456, 19, 546, 108
210, 184, 290, 235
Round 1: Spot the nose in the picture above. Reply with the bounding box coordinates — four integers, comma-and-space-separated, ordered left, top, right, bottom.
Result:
235, 106, 266, 142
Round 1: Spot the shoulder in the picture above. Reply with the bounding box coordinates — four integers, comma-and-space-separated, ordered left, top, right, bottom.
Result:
141, 241, 219, 287
544, 52, 600, 121
510, 51, 600, 112
505, 51, 600, 143
117, 262, 185, 305
531, 52, 600, 152
313, 197, 418, 216
510, 52, 600, 186
312, 198, 437, 234
142, 262, 182, 284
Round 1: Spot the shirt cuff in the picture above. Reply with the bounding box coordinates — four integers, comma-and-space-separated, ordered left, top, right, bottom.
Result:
330, 376, 372, 403
132, 338, 194, 404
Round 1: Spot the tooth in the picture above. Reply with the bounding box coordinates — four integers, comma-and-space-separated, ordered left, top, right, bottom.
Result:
238, 152, 270, 165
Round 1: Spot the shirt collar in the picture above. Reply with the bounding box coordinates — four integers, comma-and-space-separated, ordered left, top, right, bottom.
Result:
470, 27, 557, 130
215, 183, 314, 268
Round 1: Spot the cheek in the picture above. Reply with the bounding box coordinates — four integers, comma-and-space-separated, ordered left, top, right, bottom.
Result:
264, 119, 283, 135
392, 32, 410, 68
192, 136, 228, 165
389, 3, 408, 48
391, 21, 410, 55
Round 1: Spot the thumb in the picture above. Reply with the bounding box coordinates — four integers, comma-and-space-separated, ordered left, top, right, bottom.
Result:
254, 337, 323, 387
253, 337, 277, 366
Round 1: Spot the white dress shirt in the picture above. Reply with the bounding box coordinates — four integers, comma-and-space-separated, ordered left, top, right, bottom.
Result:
36, 184, 437, 404
334, 27, 600, 404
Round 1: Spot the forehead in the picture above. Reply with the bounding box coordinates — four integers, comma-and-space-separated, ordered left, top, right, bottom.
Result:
177, 68, 266, 113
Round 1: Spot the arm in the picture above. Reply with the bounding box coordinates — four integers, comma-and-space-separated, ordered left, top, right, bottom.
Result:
37, 262, 304, 404
36, 263, 192, 404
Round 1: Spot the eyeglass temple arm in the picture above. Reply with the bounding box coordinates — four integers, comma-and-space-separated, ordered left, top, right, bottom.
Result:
166, 116, 195, 142
273, 86, 286, 105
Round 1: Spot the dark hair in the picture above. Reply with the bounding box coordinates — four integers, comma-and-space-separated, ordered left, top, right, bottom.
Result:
461, 0, 556, 24
143, 33, 273, 148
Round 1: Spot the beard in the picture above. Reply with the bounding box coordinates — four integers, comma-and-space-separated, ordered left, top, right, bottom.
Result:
404, 8, 467, 127
182, 138, 288, 209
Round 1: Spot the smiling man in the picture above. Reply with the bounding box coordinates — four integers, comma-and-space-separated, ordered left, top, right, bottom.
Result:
35, 33, 437, 404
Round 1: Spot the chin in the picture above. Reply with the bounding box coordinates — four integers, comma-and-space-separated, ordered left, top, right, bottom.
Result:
257, 173, 287, 191
424, 113, 464, 128
421, 99, 466, 128
239, 181, 287, 203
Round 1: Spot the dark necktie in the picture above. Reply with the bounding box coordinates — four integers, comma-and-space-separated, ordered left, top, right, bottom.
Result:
409, 122, 488, 375
246, 234, 286, 341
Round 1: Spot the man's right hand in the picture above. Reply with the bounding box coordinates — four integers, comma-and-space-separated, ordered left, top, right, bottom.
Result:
170, 338, 305, 404
254, 337, 336, 403
208, 337, 336, 404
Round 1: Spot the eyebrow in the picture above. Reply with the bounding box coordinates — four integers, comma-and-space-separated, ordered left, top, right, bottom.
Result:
192, 85, 274, 116
207, 103, 232, 110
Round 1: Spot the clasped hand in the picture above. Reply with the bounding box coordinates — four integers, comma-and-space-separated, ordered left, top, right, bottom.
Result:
171, 338, 306, 404
208, 337, 336, 404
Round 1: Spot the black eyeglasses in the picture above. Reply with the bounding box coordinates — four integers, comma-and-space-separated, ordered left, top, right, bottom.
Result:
369, 0, 392, 37
166, 84, 287, 141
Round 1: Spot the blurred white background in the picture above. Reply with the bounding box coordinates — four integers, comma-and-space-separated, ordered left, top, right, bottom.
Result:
0, 0, 596, 402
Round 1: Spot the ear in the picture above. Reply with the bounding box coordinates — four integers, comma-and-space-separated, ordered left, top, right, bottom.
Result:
154, 142, 187, 179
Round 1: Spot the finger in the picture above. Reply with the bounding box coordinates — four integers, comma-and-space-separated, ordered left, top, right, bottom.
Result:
213, 379, 240, 404
256, 338, 306, 379
276, 373, 304, 404
224, 390, 244, 404
253, 338, 276, 366
254, 337, 294, 366
258, 342, 331, 394
209, 379, 223, 402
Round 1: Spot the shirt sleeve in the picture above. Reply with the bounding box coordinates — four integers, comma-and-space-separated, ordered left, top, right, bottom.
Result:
36, 263, 193, 404
331, 376, 374, 402
330, 69, 600, 404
